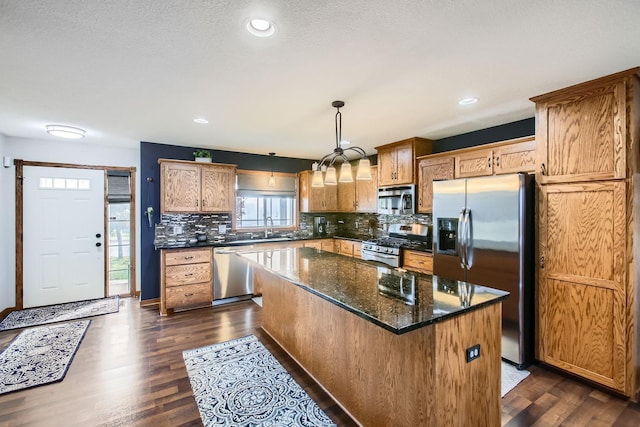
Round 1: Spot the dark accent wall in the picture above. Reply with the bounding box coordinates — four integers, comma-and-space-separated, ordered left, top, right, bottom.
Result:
139, 141, 316, 301
432, 117, 535, 153
140, 118, 535, 301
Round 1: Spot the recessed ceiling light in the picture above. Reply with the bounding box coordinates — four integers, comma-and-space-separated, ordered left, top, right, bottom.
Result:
193, 118, 209, 124
46, 124, 86, 139
246, 18, 276, 38
458, 97, 479, 105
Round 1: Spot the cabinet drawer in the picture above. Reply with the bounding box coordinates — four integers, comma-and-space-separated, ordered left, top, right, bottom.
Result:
165, 248, 211, 266
165, 282, 212, 309
402, 250, 433, 274
165, 262, 212, 286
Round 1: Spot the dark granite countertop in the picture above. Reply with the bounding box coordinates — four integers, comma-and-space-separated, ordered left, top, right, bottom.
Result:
239, 247, 508, 335
154, 235, 328, 250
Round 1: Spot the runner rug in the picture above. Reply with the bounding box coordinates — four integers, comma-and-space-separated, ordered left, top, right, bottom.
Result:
501, 361, 531, 397
0, 296, 119, 331
183, 334, 336, 427
0, 320, 90, 395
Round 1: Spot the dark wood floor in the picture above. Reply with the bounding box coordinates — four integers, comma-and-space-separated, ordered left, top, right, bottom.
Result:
0, 298, 639, 427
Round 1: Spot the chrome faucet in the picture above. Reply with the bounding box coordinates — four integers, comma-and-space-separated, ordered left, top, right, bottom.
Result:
265, 216, 274, 238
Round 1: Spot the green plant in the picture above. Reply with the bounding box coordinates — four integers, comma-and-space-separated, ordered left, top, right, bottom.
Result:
193, 149, 212, 158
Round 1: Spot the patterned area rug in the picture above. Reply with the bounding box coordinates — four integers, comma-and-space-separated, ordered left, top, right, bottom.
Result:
502, 361, 530, 397
183, 334, 336, 427
0, 320, 90, 395
0, 296, 119, 331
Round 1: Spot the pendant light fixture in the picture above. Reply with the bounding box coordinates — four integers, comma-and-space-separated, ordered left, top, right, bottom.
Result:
268, 152, 276, 187
312, 101, 371, 187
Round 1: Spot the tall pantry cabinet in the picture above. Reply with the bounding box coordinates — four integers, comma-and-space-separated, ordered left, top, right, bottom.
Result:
532, 68, 640, 398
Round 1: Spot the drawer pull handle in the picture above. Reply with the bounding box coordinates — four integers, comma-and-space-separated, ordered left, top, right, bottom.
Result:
184, 293, 194, 297
184, 273, 194, 276
184, 256, 194, 259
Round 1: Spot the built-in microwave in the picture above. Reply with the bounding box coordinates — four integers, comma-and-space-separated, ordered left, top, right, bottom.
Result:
377, 185, 416, 215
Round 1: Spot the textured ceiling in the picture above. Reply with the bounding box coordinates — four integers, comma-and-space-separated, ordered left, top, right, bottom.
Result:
1, 0, 639, 160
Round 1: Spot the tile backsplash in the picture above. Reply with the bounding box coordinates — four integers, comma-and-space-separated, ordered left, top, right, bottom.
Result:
155, 211, 433, 246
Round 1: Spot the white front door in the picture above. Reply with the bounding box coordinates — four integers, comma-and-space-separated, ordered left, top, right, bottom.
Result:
23, 166, 105, 308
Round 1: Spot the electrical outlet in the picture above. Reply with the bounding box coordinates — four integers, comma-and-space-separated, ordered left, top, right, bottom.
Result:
466, 344, 480, 363
355, 221, 359, 229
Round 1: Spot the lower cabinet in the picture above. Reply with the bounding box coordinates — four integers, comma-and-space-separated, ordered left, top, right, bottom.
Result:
160, 247, 213, 316
335, 239, 362, 258
402, 249, 433, 274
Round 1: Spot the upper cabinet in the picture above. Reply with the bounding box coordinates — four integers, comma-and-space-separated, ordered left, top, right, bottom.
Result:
337, 166, 378, 212
454, 137, 536, 178
531, 74, 627, 184
375, 137, 432, 186
299, 170, 337, 213
416, 137, 535, 213
417, 156, 454, 213
159, 159, 237, 213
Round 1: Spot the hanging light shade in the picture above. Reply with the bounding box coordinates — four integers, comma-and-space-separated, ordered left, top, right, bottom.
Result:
312, 101, 371, 187
324, 166, 338, 185
339, 162, 353, 183
267, 152, 276, 187
356, 158, 372, 180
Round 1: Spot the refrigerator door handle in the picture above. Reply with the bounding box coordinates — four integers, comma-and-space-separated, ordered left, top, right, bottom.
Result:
464, 208, 472, 269
458, 208, 466, 269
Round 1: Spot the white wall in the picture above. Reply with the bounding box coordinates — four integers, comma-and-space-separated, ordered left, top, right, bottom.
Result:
0, 133, 10, 311
0, 136, 140, 311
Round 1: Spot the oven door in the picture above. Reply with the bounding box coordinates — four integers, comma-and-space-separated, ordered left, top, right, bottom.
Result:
361, 249, 400, 268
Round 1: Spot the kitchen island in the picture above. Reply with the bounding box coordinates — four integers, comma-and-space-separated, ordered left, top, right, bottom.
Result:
240, 247, 508, 427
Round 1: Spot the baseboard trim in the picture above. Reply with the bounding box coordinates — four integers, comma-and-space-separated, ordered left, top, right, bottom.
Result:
139, 298, 159, 307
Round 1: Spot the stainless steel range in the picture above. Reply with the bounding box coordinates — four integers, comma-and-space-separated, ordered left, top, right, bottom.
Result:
361, 223, 432, 268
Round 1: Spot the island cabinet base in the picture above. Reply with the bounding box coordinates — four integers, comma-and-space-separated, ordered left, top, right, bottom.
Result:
256, 269, 502, 427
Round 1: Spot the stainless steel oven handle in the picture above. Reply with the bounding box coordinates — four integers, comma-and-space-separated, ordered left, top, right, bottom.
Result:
399, 192, 407, 214
458, 209, 466, 269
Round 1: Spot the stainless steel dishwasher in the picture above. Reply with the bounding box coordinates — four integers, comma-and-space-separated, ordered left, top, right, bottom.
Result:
213, 246, 255, 304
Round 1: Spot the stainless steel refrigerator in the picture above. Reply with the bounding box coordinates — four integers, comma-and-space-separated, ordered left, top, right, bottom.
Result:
432, 173, 534, 368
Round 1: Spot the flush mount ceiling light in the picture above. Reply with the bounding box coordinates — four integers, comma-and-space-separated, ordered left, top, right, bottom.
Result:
312, 101, 372, 187
458, 97, 479, 105
246, 18, 276, 38
45, 124, 86, 139
193, 118, 209, 124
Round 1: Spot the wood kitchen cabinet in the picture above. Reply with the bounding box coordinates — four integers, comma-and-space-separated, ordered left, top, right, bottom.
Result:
453, 136, 536, 178
335, 239, 362, 258
532, 68, 640, 397
337, 166, 378, 212
416, 136, 535, 213
376, 137, 432, 186
159, 159, 236, 213
160, 247, 213, 316
416, 155, 455, 213
298, 170, 337, 212
402, 249, 433, 274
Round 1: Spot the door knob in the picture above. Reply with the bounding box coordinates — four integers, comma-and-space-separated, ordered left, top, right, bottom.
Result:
96, 242, 102, 247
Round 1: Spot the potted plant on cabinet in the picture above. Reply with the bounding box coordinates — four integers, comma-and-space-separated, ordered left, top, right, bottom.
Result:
193, 149, 212, 163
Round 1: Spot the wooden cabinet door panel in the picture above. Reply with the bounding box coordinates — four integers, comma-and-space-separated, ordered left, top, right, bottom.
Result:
337, 181, 355, 211
454, 149, 493, 178
323, 185, 337, 211
394, 142, 414, 184
356, 166, 378, 212
417, 156, 454, 213
377, 149, 395, 187
201, 165, 235, 212
536, 81, 626, 183
162, 163, 200, 212
538, 181, 626, 392
402, 250, 433, 274
164, 249, 211, 266
493, 139, 536, 175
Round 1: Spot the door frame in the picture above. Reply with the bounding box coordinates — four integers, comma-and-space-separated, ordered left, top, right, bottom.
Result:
14, 160, 137, 309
